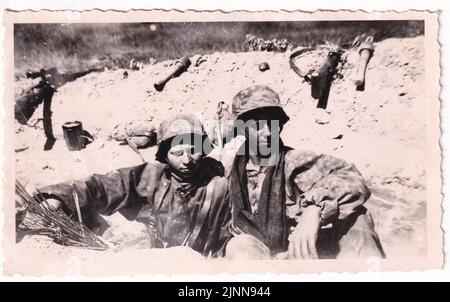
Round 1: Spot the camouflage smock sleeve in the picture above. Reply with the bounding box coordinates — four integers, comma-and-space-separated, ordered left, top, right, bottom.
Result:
195, 177, 233, 256
37, 163, 149, 216
285, 150, 370, 225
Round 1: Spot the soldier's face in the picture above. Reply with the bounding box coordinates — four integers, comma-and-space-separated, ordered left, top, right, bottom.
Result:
244, 115, 282, 148
166, 143, 202, 176
246, 122, 270, 146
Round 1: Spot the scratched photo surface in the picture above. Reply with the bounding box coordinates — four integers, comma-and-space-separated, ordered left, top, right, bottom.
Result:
3, 10, 442, 276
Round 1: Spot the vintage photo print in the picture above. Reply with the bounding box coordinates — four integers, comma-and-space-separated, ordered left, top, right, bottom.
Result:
1, 10, 443, 276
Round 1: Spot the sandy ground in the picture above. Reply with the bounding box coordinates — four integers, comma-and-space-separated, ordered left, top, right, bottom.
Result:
13, 36, 426, 272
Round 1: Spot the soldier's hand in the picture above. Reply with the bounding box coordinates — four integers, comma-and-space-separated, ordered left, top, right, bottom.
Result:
288, 205, 321, 259
41, 198, 63, 210
16, 195, 62, 226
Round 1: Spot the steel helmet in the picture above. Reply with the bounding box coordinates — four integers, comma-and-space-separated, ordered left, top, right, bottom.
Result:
231, 85, 289, 125
155, 114, 212, 163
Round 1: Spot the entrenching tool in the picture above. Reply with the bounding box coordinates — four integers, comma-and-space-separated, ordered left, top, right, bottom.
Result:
288, 34, 370, 109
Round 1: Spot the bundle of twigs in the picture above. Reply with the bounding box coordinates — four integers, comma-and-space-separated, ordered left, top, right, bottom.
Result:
16, 180, 109, 250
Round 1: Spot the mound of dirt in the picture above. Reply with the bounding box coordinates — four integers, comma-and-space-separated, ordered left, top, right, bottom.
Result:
14, 36, 426, 267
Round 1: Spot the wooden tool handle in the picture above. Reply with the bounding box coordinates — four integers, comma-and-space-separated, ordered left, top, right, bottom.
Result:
354, 48, 371, 87
154, 56, 191, 92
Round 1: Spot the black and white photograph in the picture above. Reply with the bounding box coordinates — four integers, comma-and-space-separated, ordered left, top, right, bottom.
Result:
2, 10, 443, 275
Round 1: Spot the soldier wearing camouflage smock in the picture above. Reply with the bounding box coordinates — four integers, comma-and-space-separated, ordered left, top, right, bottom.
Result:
222, 85, 385, 259
36, 114, 230, 256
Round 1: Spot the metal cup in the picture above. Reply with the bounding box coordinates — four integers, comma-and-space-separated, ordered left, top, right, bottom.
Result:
62, 121, 85, 151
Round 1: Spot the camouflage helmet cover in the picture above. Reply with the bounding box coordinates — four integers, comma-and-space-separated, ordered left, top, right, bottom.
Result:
155, 114, 212, 163
232, 85, 290, 124
157, 113, 206, 145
